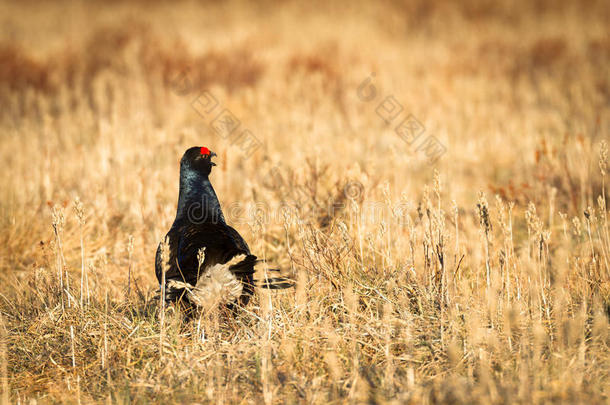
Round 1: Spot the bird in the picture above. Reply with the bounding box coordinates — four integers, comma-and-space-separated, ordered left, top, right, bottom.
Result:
155, 146, 292, 312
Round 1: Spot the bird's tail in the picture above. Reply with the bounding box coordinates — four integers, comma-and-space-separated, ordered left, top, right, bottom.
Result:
255, 268, 295, 289
227, 254, 257, 275
228, 255, 295, 289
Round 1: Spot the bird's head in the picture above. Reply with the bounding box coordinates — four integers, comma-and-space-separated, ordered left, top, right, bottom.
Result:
181, 146, 217, 176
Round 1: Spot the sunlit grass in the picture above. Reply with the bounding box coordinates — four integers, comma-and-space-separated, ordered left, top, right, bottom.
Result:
0, 0, 608, 403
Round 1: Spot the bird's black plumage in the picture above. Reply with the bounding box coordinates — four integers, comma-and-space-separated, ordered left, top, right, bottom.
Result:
155, 146, 256, 306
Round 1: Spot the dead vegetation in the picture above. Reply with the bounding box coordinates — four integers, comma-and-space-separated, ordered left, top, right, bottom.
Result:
0, 0, 608, 403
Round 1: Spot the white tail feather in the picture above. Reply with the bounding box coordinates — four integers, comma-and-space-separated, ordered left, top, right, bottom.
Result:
167, 254, 247, 311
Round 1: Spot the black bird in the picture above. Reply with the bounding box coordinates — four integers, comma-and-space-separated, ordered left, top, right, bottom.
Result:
155, 146, 290, 310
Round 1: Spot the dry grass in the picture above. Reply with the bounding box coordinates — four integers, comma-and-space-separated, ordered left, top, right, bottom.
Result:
0, 0, 609, 403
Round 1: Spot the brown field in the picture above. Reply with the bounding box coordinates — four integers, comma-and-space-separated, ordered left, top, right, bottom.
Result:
0, 0, 609, 403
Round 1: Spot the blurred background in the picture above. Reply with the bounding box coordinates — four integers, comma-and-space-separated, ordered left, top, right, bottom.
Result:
2, 1, 609, 196
0, 1, 609, 401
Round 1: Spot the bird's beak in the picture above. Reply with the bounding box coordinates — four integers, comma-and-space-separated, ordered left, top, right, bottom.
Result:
210, 151, 217, 166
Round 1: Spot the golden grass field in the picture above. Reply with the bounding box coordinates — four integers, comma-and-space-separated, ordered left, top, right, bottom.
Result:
0, 0, 609, 403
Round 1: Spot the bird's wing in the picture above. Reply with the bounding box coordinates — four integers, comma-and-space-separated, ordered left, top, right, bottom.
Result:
155, 227, 180, 282
155, 227, 186, 301
175, 223, 254, 284
224, 224, 251, 254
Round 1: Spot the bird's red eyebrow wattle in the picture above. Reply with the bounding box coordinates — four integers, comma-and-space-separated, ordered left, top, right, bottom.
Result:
200, 147, 210, 156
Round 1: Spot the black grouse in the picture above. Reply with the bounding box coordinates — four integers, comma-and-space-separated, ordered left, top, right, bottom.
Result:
155, 146, 290, 310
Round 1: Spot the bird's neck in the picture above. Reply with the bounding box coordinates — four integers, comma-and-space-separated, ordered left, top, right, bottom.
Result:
176, 169, 226, 224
